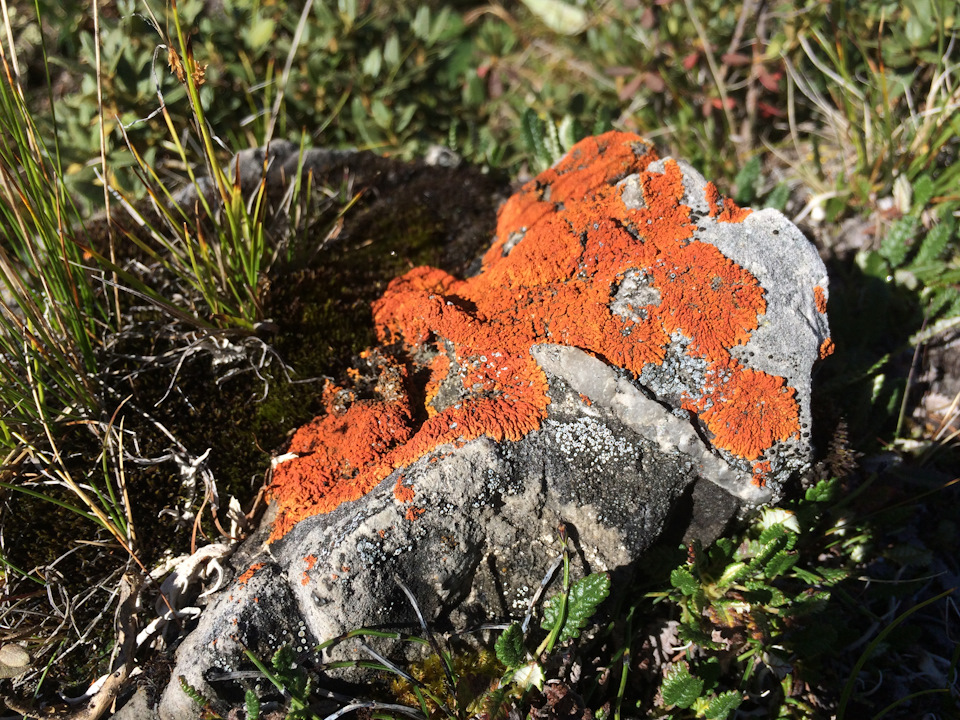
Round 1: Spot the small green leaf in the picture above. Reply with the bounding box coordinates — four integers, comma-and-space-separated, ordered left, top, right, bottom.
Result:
522, 109, 551, 171
763, 549, 798, 578
178, 676, 209, 708
245, 689, 261, 720
383, 33, 401, 68
734, 156, 762, 205
804, 477, 838, 503
818, 566, 849, 585
661, 663, 703, 709
543, 119, 562, 165
272, 644, 295, 672
670, 567, 699, 596
911, 174, 935, 210
705, 690, 742, 719
745, 579, 787, 607
244, 16, 276, 54
764, 183, 790, 211
362, 48, 383, 78
912, 218, 954, 266
791, 567, 824, 585
542, 572, 611, 643
717, 561, 747, 587
557, 115, 578, 152
677, 623, 723, 650
495, 623, 525, 669
757, 523, 787, 549
370, 99, 392, 129
411, 5, 431, 39
879, 216, 918, 267
395, 104, 417, 133
857, 249, 889, 279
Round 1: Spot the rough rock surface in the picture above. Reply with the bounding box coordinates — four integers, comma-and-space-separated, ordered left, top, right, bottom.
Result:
155, 132, 831, 718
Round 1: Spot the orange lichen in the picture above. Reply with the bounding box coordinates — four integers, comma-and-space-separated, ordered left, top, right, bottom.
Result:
268, 131, 802, 539
304, 555, 317, 571
393, 476, 415, 504
751, 461, 772, 488
819, 337, 835, 359
684, 360, 799, 460
814, 285, 828, 314
405, 506, 425, 521
704, 182, 752, 222
236, 563, 264, 586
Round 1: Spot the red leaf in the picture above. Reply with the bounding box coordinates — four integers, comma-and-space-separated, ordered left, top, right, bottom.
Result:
683, 52, 700, 71
643, 71, 665, 93
619, 73, 646, 101
758, 69, 782, 92
721, 52, 752, 66
757, 101, 785, 118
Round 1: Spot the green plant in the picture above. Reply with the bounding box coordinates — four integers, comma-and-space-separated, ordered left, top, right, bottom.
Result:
641, 479, 855, 718
0, 11, 103, 450
780, 1, 960, 217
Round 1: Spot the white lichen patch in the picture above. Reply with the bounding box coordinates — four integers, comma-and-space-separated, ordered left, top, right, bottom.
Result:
548, 417, 637, 471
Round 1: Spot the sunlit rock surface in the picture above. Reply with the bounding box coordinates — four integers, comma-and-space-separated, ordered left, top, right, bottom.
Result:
154, 132, 830, 719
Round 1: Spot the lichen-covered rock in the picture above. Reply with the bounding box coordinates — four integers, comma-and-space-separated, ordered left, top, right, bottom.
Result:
157, 132, 830, 718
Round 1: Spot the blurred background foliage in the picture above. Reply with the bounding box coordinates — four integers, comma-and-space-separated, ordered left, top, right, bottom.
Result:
10, 0, 955, 217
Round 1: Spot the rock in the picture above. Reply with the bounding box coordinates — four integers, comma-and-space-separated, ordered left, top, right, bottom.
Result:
157, 132, 831, 718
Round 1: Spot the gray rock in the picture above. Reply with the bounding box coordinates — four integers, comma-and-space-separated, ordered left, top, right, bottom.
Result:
155, 132, 831, 718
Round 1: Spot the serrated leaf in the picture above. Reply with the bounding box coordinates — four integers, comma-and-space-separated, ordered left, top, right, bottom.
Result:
522, 109, 550, 170
791, 567, 823, 585
557, 115, 577, 151
544, 119, 562, 165
763, 550, 798, 578
911, 174, 935, 210
717, 561, 747, 587
926, 286, 960, 319
677, 623, 722, 650
245, 689, 261, 720
511, 661, 545, 690
272, 644, 295, 672
818, 566, 849, 585
495, 623, 525, 669
805, 478, 838, 503
714, 537, 734, 557
912, 219, 954, 266
671, 567, 699, 595
542, 572, 611, 643
483, 687, 512, 720
764, 183, 790, 211
879, 216, 918, 267
745, 579, 787, 607
661, 663, 703, 709
705, 690, 742, 719
758, 523, 787, 548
